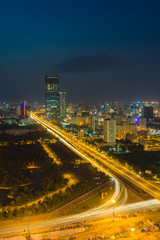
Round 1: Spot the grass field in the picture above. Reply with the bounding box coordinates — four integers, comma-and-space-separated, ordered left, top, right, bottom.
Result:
66, 186, 113, 215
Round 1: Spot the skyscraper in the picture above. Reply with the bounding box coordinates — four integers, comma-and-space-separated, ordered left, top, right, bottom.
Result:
45, 75, 60, 118
20, 100, 27, 117
103, 118, 116, 145
59, 92, 67, 118
90, 112, 98, 135
143, 106, 153, 120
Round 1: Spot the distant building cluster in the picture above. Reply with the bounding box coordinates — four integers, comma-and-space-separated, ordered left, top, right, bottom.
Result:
0, 100, 30, 125
60, 101, 160, 148
2, 76, 160, 151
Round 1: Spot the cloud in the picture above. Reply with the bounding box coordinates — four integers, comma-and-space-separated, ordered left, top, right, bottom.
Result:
55, 54, 125, 73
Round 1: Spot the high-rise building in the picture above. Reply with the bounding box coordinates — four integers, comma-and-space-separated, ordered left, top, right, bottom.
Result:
143, 106, 153, 120
16, 105, 21, 116
103, 119, 116, 145
75, 111, 89, 126
126, 123, 137, 135
59, 92, 67, 118
90, 112, 98, 135
116, 124, 125, 139
115, 114, 127, 124
20, 100, 27, 117
45, 75, 60, 118
33, 101, 39, 110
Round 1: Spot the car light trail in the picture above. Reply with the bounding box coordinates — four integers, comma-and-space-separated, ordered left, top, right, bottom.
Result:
0, 113, 156, 236
31, 113, 160, 200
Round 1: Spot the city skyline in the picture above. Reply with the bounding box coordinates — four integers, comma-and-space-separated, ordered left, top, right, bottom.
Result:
0, 0, 160, 103
1, 2, 160, 238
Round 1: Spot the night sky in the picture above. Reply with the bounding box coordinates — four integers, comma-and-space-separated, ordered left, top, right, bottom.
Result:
0, 0, 160, 104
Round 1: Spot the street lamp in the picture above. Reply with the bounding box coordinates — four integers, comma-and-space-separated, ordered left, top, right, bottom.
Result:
131, 227, 135, 240
112, 199, 116, 221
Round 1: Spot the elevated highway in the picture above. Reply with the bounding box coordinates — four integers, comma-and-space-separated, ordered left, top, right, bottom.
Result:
31, 113, 160, 201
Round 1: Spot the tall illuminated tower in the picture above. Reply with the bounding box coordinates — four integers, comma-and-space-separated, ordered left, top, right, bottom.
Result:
20, 100, 27, 117
103, 118, 116, 145
90, 112, 98, 135
45, 75, 60, 118
59, 92, 67, 118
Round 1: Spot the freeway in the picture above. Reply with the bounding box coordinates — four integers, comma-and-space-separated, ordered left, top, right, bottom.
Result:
0, 113, 160, 236
0, 199, 159, 236
31, 113, 160, 200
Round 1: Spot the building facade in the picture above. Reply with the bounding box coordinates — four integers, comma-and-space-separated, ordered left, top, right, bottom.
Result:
20, 100, 27, 117
90, 112, 98, 135
116, 124, 125, 139
143, 106, 153, 120
45, 75, 60, 118
59, 92, 67, 118
103, 118, 116, 145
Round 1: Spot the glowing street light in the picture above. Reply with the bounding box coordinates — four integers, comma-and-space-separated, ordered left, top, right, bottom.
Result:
131, 227, 135, 240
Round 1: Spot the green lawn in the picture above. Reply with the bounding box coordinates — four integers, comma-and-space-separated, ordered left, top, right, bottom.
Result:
66, 186, 113, 215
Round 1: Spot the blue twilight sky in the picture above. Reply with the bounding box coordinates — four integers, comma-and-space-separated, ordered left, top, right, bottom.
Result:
0, 0, 160, 103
